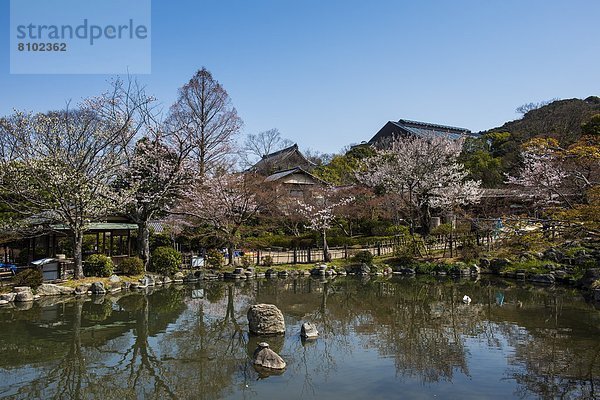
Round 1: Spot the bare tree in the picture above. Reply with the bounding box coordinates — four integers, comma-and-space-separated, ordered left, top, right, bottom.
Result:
241, 128, 293, 167
167, 67, 243, 177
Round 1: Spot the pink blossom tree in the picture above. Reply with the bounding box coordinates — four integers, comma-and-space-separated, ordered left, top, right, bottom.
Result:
174, 173, 275, 265
358, 134, 481, 234
506, 149, 570, 208
296, 187, 354, 261
119, 125, 195, 270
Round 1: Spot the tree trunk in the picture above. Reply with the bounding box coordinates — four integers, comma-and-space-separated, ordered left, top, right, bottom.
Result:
138, 221, 150, 271
420, 202, 432, 236
73, 230, 84, 279
227, 243, 234, 265
322, 228, 330, 262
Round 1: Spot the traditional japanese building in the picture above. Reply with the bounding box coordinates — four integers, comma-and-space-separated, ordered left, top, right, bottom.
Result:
248, 144, 327, 198
248, 144, 315, 175
368, 119, 474, 147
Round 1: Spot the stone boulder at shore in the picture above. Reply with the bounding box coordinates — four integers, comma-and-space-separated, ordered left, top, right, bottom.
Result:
247, 304, 285, 335
37, 284, 75, 296
14, 287, 34, 302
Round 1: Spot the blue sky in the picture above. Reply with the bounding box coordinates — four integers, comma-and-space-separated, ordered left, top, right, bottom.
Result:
1, 0, 599, 153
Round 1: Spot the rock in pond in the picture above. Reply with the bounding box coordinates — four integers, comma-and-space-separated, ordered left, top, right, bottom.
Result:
0, 293, 16, 302
300, 322, 319, 339
36, 284, 75, 296
90, 282, 106, 295
173, 272, 185, 282
74, 284, 91, 295
14, 287, 34, 302
253, 342, 286, 370
247, 304, 285, 335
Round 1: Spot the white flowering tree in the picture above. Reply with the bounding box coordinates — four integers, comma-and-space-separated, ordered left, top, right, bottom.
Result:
358, 134, 481, 234
175, 173, 274, 264
297, 187, 354, 261
0, 80, 153, 278
119, 127, 195, 270
506, 144, 570, 209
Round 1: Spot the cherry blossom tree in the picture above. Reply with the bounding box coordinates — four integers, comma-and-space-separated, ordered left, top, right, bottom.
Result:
506, 141, 571, 209
296, 187, 354, 261
118, 125, 195, 270
166, 67, 243, 177
0, 80, 153, 278
174, 173, 275, 264
358, 134, 481, 234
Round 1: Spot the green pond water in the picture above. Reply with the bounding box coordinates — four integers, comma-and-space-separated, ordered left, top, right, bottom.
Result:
0, 276, 598, 399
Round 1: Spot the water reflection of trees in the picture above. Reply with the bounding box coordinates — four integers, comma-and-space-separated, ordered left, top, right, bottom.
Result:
0, 277, 598, 399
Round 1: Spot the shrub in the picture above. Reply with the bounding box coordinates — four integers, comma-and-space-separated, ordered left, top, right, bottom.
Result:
119, 257, 145, 276
261, 255, 273, 268
13, 268, 43, 288
84, 254, 114, 277
206, 249, 224, 269
149, 233, 173, 251
353, 250, 374, 265
394, 243, 417, 265
460, 239, 481, 262
150, 246, 181, 275
240, 255, 253, 268
430, 223, 452, 236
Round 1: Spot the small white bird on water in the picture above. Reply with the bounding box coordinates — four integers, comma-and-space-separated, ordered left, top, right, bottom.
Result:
462, 295, 472, 304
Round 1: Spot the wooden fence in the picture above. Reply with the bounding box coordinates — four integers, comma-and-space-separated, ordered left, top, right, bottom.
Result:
181, 233, 496, 267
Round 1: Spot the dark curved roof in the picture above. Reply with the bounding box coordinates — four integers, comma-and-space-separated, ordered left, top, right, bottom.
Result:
248, 143, 315, 174
369, 119, 474, 145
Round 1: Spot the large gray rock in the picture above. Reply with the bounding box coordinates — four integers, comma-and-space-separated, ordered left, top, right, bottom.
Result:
90, 282, 106, 295
0, 293, 16, 302
253, 342, 286, 370
108, 274, 121, 283
141, 275, 155, 286
173, 272, 185, 282
13, 286, 31, 293
247, 304, 285, 335
74, 284, 91, 295
37, 283, 75, 296
14, 288, 34, 302
0, 300, 9, 306
301, 322, 319, 339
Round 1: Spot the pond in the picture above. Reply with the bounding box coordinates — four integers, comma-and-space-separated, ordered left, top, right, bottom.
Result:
0, 276, 598, 399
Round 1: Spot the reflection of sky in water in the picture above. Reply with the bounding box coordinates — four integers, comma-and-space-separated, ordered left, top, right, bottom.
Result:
0, 278, 597, 399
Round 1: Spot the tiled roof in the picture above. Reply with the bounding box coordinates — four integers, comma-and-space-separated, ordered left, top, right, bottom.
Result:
369, 119, 474, 144
248, 143, 315, 173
